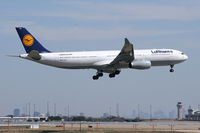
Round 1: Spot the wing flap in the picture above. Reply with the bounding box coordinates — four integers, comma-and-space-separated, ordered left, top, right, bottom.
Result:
93, 60, 112, 66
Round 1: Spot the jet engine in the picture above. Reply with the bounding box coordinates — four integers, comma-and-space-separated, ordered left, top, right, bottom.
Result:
129, 60, 151, 69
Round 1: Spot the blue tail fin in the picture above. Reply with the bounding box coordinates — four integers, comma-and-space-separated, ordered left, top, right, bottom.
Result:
16, 27, 50, 53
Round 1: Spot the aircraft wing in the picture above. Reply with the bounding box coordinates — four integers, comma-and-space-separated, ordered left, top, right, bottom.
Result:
93, 38, 134, 72
109, 38, 134, 66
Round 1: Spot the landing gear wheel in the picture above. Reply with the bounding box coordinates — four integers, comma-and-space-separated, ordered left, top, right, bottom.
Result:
97, 73, 103, 77
93, 75, 99, 80
115, 70, 120, 75
109, 73, 115, 78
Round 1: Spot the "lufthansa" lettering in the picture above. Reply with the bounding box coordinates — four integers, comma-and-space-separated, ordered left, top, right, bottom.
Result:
151, 50, 173, 54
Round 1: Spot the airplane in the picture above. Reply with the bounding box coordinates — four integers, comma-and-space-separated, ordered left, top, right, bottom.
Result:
15, 27, 188, 80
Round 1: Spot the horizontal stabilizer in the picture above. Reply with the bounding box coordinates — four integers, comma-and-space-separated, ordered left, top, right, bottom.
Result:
6, 55, 20, 57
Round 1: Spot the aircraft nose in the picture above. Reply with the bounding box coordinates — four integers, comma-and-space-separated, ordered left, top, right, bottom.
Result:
183, 54, 188, 60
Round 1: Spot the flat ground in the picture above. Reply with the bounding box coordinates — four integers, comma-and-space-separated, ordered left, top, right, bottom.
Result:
1, 120, 200, 133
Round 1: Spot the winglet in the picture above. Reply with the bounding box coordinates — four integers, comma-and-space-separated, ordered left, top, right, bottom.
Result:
125, 38, 130, 44
121, 38, 134, 54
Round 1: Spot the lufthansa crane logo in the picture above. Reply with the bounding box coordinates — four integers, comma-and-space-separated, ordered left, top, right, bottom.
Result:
23, 34, 34, 46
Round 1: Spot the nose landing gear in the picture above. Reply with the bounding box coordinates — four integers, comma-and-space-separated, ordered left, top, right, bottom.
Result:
170, 65, 174, 72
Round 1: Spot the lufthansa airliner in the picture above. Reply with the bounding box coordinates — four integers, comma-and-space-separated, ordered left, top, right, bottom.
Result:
15, 27, 188, 80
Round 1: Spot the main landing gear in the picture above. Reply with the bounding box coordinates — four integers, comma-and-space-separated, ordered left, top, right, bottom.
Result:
109, 70, 120, 78
92, 71, 103, 80
92, 70, 121, 80
170, 65, 174, 72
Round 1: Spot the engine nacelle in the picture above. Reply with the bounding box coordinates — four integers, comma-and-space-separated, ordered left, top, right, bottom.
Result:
129, 60, 151, 69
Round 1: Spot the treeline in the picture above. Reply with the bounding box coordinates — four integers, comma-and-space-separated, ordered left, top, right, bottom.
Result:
45, 116, 142, 122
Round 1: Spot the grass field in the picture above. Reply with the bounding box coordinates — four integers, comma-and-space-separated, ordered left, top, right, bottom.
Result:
1, 121, 200, 133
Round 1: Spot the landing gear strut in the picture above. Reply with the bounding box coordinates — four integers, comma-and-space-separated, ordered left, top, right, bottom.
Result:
170, 65, 174, 72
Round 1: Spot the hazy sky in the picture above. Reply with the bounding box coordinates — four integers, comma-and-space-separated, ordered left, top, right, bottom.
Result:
0, 0, 200, 117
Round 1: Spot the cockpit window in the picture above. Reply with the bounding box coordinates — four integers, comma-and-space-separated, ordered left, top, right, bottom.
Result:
181, 53, 184, 55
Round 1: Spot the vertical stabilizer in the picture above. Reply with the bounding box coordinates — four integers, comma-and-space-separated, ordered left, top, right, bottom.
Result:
16, 27, 50, 53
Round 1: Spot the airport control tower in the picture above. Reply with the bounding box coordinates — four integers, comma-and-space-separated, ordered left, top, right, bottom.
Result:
177, 102, 183, 120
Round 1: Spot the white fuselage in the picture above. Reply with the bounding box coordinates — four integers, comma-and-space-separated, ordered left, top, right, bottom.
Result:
20, 49, 188, 71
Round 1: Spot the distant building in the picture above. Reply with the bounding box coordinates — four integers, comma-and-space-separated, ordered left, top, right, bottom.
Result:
177, 102, 183, 120
21, 113, 26, 117
39, 113, 45, 118
46, 112, 50, 117
103, 113, 110, 118
182, 108, 186, 119
169, 110, 176, 119
153, 110, 165, 119
185, 106, 200, 121
132, 110, 136, 118
57, 114, 63, 117
79, 112, 85, 117
140, 111, 149, 119
34, 111, 40, 117
13, 108, 20, 117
